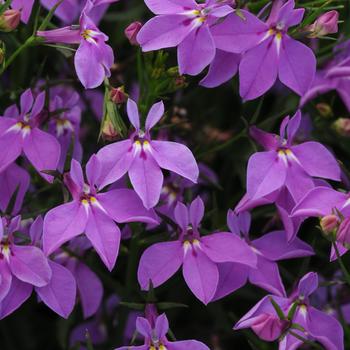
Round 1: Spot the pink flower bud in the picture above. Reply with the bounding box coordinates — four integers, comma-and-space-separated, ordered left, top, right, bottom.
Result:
124, 21, 142, 46
334, 118, 350, 137
307, 10, 339, 37
320, 214, 339, 234
110, 86, 128, 104
251, 313, 288, 341
0, 9, 21, 32
337, 218, 350, 245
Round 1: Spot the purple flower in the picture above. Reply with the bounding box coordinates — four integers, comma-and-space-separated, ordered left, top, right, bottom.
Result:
37, 0, 114, 89
47, 86, 83, 172
115, 313, 209, 350
0, 89, 61, 182
210, 0, 316, 100
292, 186, 350, 260
246, 111, 340, 202
0, 216, 52, 318
137, 0, 234, 75
138, 197, 257, 304
97, 99, 199, 209
212, 211, 314, 300
27, 216, 77, 319
40, 0, 119, 24
0, 163, 29, 215
43, 156, 159, 270
301, 41, 350, 112
235, 272, 344, 350
56, 237, 103, 318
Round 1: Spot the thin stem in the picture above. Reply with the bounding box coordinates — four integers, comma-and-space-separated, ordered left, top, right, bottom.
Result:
289, 331, 324, 350
1, 36, 38, 74
333, 242, 350, 286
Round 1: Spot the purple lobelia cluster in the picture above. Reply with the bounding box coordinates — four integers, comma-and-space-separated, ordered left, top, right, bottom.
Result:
0, 0, 349, 349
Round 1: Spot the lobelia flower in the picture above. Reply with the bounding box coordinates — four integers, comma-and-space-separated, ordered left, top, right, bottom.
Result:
37, 0, 114, 89
115, 312, 210, 350
47, 86, 83, 172
0, 89, 61, 183
0, 163, 29, 215
212, 211, 314, 300
54, 237, 103, 318
234, 272, 344, 350
43, 156, 159, 271
136, 0, 234, 76
138, 197, 257, 304
97, 99, 199, 209
301, 40, 350, 112
28, 216, 77, 319
292, 186, 350, 260
246, 110, 340, 203
209, 0, 316, 100
0, 216, 52, 318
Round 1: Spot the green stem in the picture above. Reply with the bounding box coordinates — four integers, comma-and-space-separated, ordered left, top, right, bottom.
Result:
289, 331, 324, 350
1, 36, 38, 75
333, 242, 350, 286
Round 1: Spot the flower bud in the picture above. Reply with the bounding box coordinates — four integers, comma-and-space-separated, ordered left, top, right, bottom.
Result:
110, 86, 128, 105
320, 215, 338, 234
334, 118, 350, 137
124, 21, 142, 46
316, 103, 333, 118
101, 118, 119, 141
0, 9, 21, 32
337, 218, 350, 245
251, 313, 288, 341
307, 10, 339, 37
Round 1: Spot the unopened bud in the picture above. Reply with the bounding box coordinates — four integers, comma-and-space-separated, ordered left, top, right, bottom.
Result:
124, 21, 142, 46
316, 103, 333, 118
320, 214, 338, 234
0, 9, 20, 32
110, 86, 128, 105
307, 10, 339, 38
101, 118, 119, 141
338, 217, 350, 245
334, 118, 350, 137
